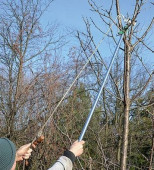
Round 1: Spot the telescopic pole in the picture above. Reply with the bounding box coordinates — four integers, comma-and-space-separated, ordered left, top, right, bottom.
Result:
79, 33, 124, 141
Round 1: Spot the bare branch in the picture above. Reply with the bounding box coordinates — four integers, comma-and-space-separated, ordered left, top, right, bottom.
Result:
131, 73, 153, 103
115, 0, 122, 29
132, 18, 154, 48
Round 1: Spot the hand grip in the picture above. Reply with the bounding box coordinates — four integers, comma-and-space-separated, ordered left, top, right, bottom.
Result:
32, 135, 44, 147
25, 136, 44, 167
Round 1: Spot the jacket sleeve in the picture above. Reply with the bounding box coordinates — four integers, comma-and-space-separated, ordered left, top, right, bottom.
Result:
48, 156, 73, 170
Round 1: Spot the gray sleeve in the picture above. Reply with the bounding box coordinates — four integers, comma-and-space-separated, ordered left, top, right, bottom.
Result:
48, 156, 73, 170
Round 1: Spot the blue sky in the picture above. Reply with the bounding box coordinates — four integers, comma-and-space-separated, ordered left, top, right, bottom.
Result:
42, 0, 153, 29
41, 0, 154, 69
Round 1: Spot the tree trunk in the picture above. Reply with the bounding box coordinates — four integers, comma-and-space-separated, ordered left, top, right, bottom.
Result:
120, 43, 130, 170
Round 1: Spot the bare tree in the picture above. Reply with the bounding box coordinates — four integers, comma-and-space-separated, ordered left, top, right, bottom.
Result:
0, 0, 63, 138
76, 0, 153, 169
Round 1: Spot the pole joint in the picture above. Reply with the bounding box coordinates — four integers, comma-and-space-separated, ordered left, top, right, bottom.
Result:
118, 25, 129, 35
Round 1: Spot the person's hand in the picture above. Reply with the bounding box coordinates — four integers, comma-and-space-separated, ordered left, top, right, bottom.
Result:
15, 143, 33, 161
69, 140, 85, 157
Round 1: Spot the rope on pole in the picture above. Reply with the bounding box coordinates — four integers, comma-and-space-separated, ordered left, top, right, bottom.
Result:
31, 17, 119, 143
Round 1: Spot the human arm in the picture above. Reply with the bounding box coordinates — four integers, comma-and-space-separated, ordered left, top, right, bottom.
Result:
48, 140, 85, 170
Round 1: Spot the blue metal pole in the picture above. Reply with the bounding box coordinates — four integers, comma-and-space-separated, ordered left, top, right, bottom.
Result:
79, 34, 124, 141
